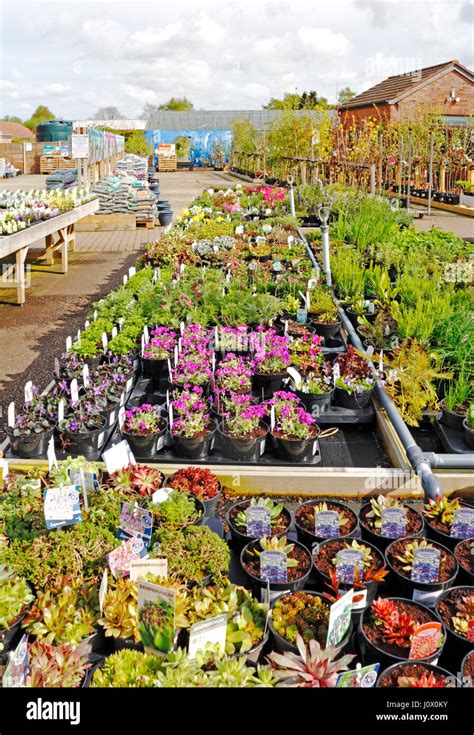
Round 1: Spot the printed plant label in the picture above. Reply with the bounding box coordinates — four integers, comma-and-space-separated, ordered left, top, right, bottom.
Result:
129, 558, 168, 582
296, 309, 308, 323
409, 622, 443, 660
260, 550, 288, 584
335, 549, 365, 585
107, 537, 147, 578
451, 508, 474, 539
380, 507, 407, 539
246, 506, 271, 537
411, 547, 440, 584
188, 614, 228, 659
327, 588, 353, 648
68, 468, 99, 492
117, 502, 153, 547
138, 580, 175, 654
44, 485, 82, 530
335, 663, 380, 688
3, 634, 29, 688
315, 511, 340, 539
102, 440, 136, 474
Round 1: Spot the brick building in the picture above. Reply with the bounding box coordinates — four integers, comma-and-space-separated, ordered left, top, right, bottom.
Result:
338, 60, 474, 128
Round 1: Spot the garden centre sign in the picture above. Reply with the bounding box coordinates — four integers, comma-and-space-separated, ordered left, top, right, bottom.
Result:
71, 133, 89, 159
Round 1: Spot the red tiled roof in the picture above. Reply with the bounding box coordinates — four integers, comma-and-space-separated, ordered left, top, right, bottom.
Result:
339, 60, 474, 110
0, 122, 35, 139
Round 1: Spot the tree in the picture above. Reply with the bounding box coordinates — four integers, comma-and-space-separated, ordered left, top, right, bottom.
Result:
1, 115, 22, 123
338, 87, 356, 105
141, 103, 158, 121
23, 105, 55, 131
158, 97, 194, 111
93, 106, 124, 120
264, 91, 332, 110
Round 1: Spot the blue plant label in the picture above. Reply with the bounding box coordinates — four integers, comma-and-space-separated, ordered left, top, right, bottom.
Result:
3, 634, 29, 688
118, 502, 153, 547
68, 468, 99, 492
44, 485, 82, 530
411, 547, 441, 584
451, 508, 474, 539
381, 507, 407, 539
246, 506, 271, 537
260, 550, 288, 584
336, 549, 365, 584
296, 309, 308, 323
315, 511, 340, 539
335, 663, 380, 688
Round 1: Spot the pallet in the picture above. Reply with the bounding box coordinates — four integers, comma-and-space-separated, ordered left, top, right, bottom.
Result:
158, 155, 177, 172
40, 156, 76, 174
136, 219, 155, 230
75, 213, 136, 232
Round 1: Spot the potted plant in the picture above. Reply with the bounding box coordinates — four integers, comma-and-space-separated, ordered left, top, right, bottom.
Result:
357, 313, 399, 355
84, 374, 124, 429
251, 328, 290, 397
385, 537, 458, 602
153, 525, 230, 586
454, 539, 474, 585
333, 346, 375, 410
345, 298, 379, 330
89, 648, 163, 687
171, 356, 213, 394
170, 388, 216, 460
215, 353, 254, 395
455, 180, 474, 208
463, 402, 474, 450
121, 404, 167, 458
268, 633, 356, 687
435, 587, 474, 665
152, 492, 204, 529
359, 495, 425, 552
377, 661, 456, 688
226, 498, 292, 551
23, 640, 91, 688
423, 497, 472, 549
359, 597, 446, 670
308, 289, 342, 339
287, 333, 324, 375
462, 650, 473, 687
6, 390, 56, 458
294, 500, 358, 548
267, 391, 320, 463
288, 363, 334, 414
141, 326, 177, 389
164, 467, 222, 517
240, 535, 313, 594
218, 394, 268, 462
0, 566, 34, 653
439, 379, 472, 433
109, 464, 164, 497
54, 352, 86, 386
59, 403, 106, 455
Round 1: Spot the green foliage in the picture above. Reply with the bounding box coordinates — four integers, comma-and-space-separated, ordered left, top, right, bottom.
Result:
153, 492, 201, 526
23, 578, 97, 645
158, 97, 194, 111
153, 525, 230, 584
23, 105, 56, 131
26, 640, 90, 687
0, 572, 34, 630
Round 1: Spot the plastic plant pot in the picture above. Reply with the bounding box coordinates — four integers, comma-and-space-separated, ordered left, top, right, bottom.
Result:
218, 420, 269, 462
463, 418, 474, 450
226, 499, 292, 552
268, 590, 353, 656
252, 371, 288, 398
435, 586, 474, 672
345, 307, 378, 330
164, 472, 222, 518
121, 418, 168, 459
234, 630, 270, 665
376, 660, 459, 688
140, 356, 168, 390
158, 211, 173, 227
461, 651, 474, 687
385, 537, 459, 608
454, 539, 474, 586
424, 501, 473, 551
334, 386, 374, 410
359, 597, 447, 671
108, 636, 144, 653
293, 387, 334, 414
439, 399, 468, 433
171, 420, 216, 461
270, 427, 320, 463
99, 401, 122, 432
240, 538, 313, 595
7, 425, 55, 458
294, 500, 358, 549
311, 319, 341, 340
359, 502, 425, 553
60, 417, 107, 455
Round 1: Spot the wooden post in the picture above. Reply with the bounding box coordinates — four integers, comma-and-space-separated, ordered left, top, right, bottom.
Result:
15, 246, 28, 305
439, 164, 446, 193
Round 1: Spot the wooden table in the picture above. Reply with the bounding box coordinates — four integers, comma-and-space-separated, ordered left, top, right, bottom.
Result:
0, 198, 99, 304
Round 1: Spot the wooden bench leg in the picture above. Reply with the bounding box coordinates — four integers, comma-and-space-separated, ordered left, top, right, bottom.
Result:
16, 246, 29, 305
58, 228, 68, 274
67, 224, 75, 252
44, 233, 56, 265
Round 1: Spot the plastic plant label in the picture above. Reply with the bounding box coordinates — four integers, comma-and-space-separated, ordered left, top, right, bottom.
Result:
97, 432, 105, 448
7, 401, 15, 428
123, 274, 128, 285
287, 235, 294, 245
412, 588, 444, 608
380, 507, 407, 539
332, 363, 341, 384
99, 569, 108, 613
256, 236, 266, 245
235, 225, 244, 235
118, 407, 125, 427
85, 320, 90, 329
70, 379, 79, 403
246, 506, 271, 537
296, 309, 308, 324
156, 435, 165, 452
335, 663, 380, 688
126, 377, 133, 392
102, 440, 136, 474
152, 488, 171, 504
93, 310, 98, 321
83, 364, 90, 388
24, 381, 33, 404
66, 336, 72, 352
409, 622, 442, 660
411, 547, 440, 584
259, 438, 266, 456
118, 502, 153, 547
0, 459, 8, 486
260, 550, 287, 584
128, 266, 136, 278
108, 410, 116, 428
188, 614, 228, 659
315, 511, 340, 539
44, 485, 82, 530
47, 436, 57, 471
287, 367, 302, 387
367, 301, 375, 314
270, 406, 276, 431
3, 634, 29, 688
335, 549, 365, 585
68, 468, 99, 493
143, 325, 150, 344
101, 332, 108, 350
263, 580, 271, 637
138, 580, 175, 654
451, 508, 474, 539
130, 558, 168, 582
107, 537, 147, 578
327, 588, 353, 648
111, 326, 118, 339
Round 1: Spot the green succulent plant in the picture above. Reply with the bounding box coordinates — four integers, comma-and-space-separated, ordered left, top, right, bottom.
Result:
424, 497, 461, 526
234, 498, 284, 530
91, 648, 163, 688
152, 492, 201, 527
152, 525, 230, 584
331, 539, 373, 569
0, 570, 34, 630
366, 495, 402, 529
26, 641, 90, 688
272, 591, 329, 645
452, 594, 474, 638
392, 539, 434, 572
250, 535, 299, 568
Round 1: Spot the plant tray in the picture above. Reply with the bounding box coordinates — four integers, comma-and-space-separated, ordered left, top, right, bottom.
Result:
433, 418, 474, 455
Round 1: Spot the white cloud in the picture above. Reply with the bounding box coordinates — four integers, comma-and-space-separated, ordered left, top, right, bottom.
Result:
298, 27, 352, 56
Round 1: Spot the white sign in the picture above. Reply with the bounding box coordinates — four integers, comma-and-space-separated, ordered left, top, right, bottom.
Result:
129, 558, 168, 582
188, 614, 228, 659
71, 133, 89, 159
102, 440, 136, 474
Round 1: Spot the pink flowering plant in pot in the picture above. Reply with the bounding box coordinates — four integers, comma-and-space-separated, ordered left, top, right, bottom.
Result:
288, 333, 324, 374
143, 326, 176, 360
219, 393, 268, 462
266, 391, 320, 463
170, 387, 216, 460
215, 353, 254, 393
181, 324, 213, 356
251, 328, 291, 397
122, 403, 167, 458
172, 357, 213, 389
217, 325, 250, 353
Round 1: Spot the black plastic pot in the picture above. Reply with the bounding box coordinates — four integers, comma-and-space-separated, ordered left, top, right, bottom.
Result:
252, 371, 288, 398
108, 636, 144, 653
377, 660, 459, 688
268, 590, 353, 655
60, 417, 107, 455
240, 538, 313, 594
164, 474, 222, 518
439, 399, 468, 432
385, 537, 459, 607
226, 499, 292, 551
121, 418, 168, 458
100, 401, 122, 431
141, 356, 168, 389
359, 502, 425, 553
218, 421, 268, 462
293, 387, 334, 415
425, 502, 472, 550
334, 386, 374, 410
0, 602, 31, 655
158, 211, 173, 226
7, 425, 55, 458
463, 419, 474, 450
359, 597, 447, 670
346, 307, 378, 330
311, 320, 341, 340
171, 422, 216, 460
435, 586, 474, 672
270, 428, 320, 463
461, 651, 474, 687
295, 500, 358, 549
454, 540, 474, 586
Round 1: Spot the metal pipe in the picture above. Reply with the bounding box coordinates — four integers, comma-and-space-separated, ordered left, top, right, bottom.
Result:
297, 228, 320, 274
424, 453, 474, 470
288, 176, 296, 217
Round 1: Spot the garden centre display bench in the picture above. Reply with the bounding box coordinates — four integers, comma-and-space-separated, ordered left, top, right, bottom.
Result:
0, 198, 99, 305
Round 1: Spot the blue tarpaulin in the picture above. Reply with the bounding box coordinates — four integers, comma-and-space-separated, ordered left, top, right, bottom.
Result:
147, 129, 232, 166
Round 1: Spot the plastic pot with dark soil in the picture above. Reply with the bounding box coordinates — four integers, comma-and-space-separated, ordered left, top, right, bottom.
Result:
311, 319, 342, 340
454, 539, 474, 585
461, 650, 474, 687
423, 500, 473, 550
218, 420, 268, 462
463, 418, 474, 450
293, 387, 334, 414
334, 386, 374, 410
359, 597, 446, 670
60, 417, 107, 455
359, 501, 425, 553
268, 590, 353, 655
345, 307, 378, 330
100, 401, 122, 431
140, 356, 168, 389
312, 536, 385, 617
122, 418, 168, 459
171, 420, 216, 460
385, 537, 458, 607
278, 322, 315, 339
240, 538, 313, 595
377, 661, 458, 688
164, 467, 222, 518
7, 425, 55, 458
252, 371, 288, 398
439, 399, 469, 433
227, 499, 292, 551
435, 586, 474, 670
295, 500, 358, 548
270, 425, 320, 463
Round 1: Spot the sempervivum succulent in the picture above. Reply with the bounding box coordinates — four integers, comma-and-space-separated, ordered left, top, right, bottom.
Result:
268, 633, 355, 687
109, 465, 164, 496
26, 641, 90, 688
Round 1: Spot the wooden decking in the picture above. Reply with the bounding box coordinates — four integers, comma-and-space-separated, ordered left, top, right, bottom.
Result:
74, 227, 162, 252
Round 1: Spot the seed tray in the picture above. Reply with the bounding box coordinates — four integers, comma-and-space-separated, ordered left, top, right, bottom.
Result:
433, 419, 474, 455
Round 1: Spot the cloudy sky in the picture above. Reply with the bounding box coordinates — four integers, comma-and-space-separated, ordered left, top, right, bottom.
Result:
1, 0, 472, 120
